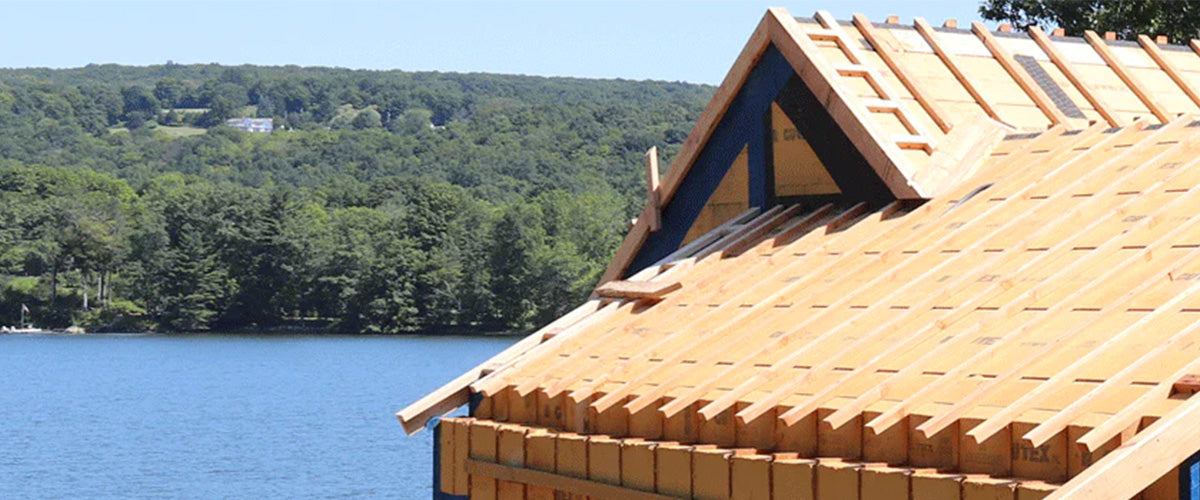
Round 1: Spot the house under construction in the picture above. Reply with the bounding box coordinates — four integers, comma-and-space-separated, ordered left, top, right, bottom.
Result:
400, 7, 1200, 499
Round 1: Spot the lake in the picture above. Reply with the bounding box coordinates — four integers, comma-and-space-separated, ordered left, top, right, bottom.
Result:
0, 333, 516, 499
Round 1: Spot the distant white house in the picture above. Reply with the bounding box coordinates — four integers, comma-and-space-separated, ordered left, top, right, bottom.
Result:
224, 118, 274, 133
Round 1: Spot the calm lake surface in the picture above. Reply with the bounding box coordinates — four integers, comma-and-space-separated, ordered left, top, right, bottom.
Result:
0, 333, 516, 499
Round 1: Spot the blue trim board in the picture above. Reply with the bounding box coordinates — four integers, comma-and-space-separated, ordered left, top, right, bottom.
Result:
1182, 448, 1200, 500
625, 44, 795, 275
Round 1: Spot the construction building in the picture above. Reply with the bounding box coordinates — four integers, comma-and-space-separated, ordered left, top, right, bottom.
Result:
400, 7, 1200, 499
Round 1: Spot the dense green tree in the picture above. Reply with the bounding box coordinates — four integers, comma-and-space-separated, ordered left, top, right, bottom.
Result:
979, 0, 1200, 42
0, 64, 713, 333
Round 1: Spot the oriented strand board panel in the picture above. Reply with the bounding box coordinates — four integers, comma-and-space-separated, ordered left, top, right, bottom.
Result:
682, 145, 750, 245
772, 103, 841, 197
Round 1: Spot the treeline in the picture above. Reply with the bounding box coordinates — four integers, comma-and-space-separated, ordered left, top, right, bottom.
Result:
0, 65, 712, 332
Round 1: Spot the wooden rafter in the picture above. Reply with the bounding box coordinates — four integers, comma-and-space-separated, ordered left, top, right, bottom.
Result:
1084, 30, 1171, 123
645, 202, 902, 419
972, 22, 1070, 127
913, 17, 1003, 123
861, 119, 1191, 435
1138, 34, 1200, 110
583, 205, 871, 413
775, 121, 1146, 428
526, 210, 774, 398
395, 298, 605, 434
918, 198, 1200, 439
1077, 356, 1200, 452
1027, 26, 1121, 127
1046, 395, 1200, 499
508, 209, 778, 399
1022, 318, 1200, 447
852, 14, 952, 133
965, 262, 1200, 443
734, 121, 1108, 424
526, 207, 794, 401
719, 128, 1088, 424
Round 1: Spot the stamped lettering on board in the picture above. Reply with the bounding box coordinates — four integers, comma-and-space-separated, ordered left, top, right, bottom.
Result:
1122, 215, 1146, 223
1013, 442, 1056, 463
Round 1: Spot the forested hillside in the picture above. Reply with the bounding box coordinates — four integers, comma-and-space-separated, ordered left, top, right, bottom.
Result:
0, 64, 712, 333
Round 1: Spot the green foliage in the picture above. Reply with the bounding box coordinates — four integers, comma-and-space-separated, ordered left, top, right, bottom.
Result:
979, 0, 1200, 43
0, 65, 712, 333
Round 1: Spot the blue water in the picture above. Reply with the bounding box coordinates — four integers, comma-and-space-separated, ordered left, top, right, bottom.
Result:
0, 334, 515, 499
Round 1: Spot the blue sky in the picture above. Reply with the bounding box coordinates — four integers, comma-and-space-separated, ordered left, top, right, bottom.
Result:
0, 1, 988, 84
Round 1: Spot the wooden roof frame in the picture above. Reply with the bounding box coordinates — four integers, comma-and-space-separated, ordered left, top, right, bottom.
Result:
597, 7, 934, 286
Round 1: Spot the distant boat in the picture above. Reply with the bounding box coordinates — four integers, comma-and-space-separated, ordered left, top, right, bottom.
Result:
1, 326, 46, 334
3, 304, 45, 333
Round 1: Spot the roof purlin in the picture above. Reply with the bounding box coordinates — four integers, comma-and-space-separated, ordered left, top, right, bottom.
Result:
1045, 395, 1200, 499
729, 123, 1120, 425
860, 120, 1200, 436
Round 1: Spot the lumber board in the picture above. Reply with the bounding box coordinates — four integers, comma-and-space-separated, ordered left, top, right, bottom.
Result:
744, 127, 1122, 426
973, 276, 1200, 445
1045, 396, 1200, 500
644, 146, 661, 232
825, 121, 1186, 433
770, 124, 1124, 426
397, 299, 603, 434
815, 10, 934, 143
472, 300, 619, 397
1138, 35, 1200, 110
768, 8, 924, 198
593, 279, 682, 300
853, 13, 953, 133
914, 17, 1003, 123
464, 459, 677, 500
1084, 30, 1170, 123
915, 171, 1200, 440
974, 23, 1069, 127
1077, 355, 1200, 452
